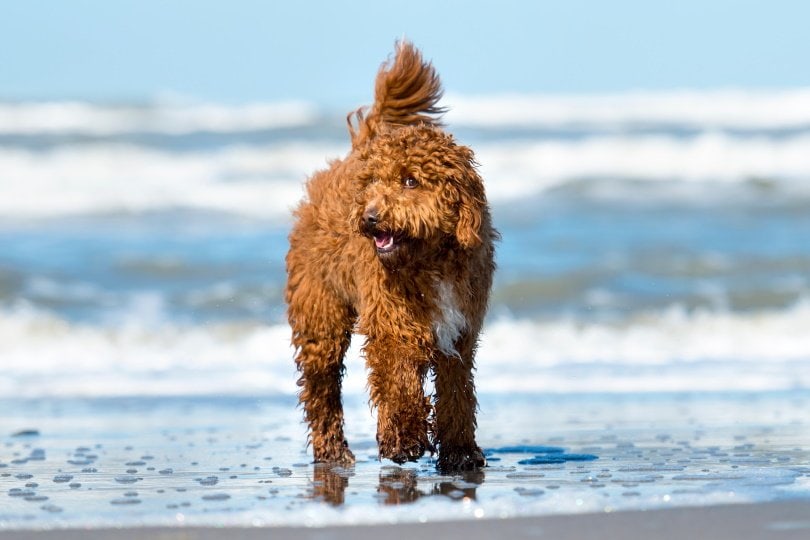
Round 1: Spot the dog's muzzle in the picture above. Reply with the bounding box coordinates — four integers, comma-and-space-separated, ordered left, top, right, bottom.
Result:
362, 207, 379, 230
362, 207, 399, 254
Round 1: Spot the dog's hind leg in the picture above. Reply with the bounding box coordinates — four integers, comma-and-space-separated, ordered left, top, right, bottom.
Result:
432, 331, 486, 473
287, 277, 356, 465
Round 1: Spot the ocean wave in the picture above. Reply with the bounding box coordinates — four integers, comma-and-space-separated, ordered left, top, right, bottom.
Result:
446, 89, 810, 130
0, 143, 343, 218
4, 90, 810, 136
0, 100, 318, 135
479, 302, 810, 392
2, 302, 808, 398
3, 133, 810, 219
477, 133, 810, 201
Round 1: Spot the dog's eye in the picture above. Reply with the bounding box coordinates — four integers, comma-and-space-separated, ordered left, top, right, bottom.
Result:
402, 177, 418, 189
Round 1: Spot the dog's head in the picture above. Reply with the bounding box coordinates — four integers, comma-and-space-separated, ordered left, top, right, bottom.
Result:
352, 125, 486, 266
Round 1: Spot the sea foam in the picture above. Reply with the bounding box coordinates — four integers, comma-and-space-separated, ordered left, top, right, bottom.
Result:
0, 100, 318, 135
3, 133, 810, 219
445, 88, 810, 130
2, 301, 808, 398
4, 89, 810, 135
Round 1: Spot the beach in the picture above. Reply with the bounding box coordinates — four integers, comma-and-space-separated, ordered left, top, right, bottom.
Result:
2, 501, 810, 540
2, 391, 809, 534
2, 93, 809, 535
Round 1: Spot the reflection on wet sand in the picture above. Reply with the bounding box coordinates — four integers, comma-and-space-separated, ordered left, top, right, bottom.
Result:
310, 464, 352, 505
309, 463, 485, 506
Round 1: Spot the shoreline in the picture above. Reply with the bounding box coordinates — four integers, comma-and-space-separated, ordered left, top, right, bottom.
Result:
2, 500, 809, 540
2, 392, 808, 532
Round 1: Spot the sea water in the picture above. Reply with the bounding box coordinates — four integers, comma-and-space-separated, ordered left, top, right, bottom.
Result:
1, 92, 809, 528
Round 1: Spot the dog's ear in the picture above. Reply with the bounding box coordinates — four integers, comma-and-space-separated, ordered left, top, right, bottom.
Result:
452, 150, 487, 249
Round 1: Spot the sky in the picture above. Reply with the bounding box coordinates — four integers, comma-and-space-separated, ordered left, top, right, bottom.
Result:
2, 0, 810, 105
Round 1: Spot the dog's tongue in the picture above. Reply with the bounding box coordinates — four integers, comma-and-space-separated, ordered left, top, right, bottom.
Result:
374, 232, 394, 251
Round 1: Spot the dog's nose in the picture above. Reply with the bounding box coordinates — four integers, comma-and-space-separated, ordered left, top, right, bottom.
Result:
363, 207, 379, 228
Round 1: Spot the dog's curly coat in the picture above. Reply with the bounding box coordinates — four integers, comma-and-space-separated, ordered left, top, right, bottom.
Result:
285, 42, 496, 473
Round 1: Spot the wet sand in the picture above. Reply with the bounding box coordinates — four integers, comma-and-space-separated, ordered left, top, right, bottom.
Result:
2, 392, 809, 533
1, 500, 809, 540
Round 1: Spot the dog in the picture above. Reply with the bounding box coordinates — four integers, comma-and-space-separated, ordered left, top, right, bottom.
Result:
285, 41, 496, 473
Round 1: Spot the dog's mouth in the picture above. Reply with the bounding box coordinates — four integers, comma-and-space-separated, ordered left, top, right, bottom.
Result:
373, 230, 399, 254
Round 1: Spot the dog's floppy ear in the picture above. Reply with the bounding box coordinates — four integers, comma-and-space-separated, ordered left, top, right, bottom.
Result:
455, 180, 485, 249
452, 149, 487, 249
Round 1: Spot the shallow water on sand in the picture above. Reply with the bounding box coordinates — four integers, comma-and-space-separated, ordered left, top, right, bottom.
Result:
2, 391, 808, 529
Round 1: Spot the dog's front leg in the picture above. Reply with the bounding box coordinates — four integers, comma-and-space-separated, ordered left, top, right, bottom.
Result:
365, 338, 432, 464
432, 332, 486, 473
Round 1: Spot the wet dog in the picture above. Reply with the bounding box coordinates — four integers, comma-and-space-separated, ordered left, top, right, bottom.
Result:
285, 42, 496, 473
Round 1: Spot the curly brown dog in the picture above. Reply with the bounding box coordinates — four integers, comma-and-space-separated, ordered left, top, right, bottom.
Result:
285, 41, 496, 473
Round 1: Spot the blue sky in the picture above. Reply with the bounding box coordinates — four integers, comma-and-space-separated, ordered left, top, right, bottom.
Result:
2, 0, 809, 105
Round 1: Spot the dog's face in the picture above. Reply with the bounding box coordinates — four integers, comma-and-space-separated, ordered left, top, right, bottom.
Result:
353, 125, 486, 266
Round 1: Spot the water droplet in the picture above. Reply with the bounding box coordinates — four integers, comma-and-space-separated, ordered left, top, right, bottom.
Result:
110, 498, 141, 505
201, 493, 230, 501
114, 475, 140, 484
9, 489, 36, 497
196, 476, 218, 486
12, 429, 40, 437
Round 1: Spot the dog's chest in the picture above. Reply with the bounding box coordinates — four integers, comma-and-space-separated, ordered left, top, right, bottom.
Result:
432, 280, 467, 357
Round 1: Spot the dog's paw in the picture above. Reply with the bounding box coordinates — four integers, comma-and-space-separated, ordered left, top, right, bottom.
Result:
313, 440, 356, 466
436, 446, 486, 474
378, 438, 428, 464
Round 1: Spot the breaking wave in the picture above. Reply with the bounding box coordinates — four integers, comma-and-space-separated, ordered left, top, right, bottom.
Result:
2, 133, 809, 219
2, 301, 808, 398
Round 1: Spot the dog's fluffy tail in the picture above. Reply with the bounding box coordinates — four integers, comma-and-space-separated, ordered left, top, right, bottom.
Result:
348, 41, 445, 147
